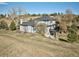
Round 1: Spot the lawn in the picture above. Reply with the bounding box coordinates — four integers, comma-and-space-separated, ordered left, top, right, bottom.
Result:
0, 30, 79, 57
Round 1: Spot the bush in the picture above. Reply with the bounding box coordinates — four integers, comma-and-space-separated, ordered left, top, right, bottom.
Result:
36, 23, 47, 36
0, 20, 9, 30
10, 20, 16, 31
67, 24, 78, 43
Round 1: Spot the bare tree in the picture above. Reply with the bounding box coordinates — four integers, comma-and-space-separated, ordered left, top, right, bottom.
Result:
9, 7, 17, 20
36, 23, 47, 36
9, 6, 27, 20
63, 9, 74, 27
9, 7, 27, 31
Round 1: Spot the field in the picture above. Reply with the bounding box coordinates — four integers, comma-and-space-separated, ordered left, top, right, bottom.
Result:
0, 30, 79, 57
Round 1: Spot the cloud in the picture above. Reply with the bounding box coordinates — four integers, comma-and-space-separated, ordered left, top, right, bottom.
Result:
0, 2, 8, 5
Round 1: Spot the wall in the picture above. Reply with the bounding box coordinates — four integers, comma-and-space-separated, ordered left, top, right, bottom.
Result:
20, 25, 36, 33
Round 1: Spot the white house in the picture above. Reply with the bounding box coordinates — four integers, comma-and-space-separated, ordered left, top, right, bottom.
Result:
20, 15, 60, 38
20, 19, 36, 33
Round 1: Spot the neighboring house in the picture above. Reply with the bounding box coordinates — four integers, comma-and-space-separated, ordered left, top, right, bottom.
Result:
20, 15, 60, 38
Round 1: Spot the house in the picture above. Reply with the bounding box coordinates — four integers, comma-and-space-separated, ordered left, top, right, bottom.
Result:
20, 15, 60, 38
20, 19, 36, 33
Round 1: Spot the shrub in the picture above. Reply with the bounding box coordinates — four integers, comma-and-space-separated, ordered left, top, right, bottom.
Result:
10, 20, 16, 31
36, 23, 47, 36
0, 20, 9, 30
67, 29, 78, 43
67, 24, 78, 43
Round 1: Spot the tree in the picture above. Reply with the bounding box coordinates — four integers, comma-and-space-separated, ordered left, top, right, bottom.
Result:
74, 16, 79, 22
50, 13, 58, 16
9, 7, 27, 19
0, 20, 8, 30
9, 7, 27, 30
59, 21, 67, 33
36, 23, 47, 36
66, 9, 72, 14
31, 14, 37, 16
58, 12, 61, 15
38, 14, 41, 16
61, 12, 63, 15
10, 20, 16, 31
0, 14, 5, 19
67, 24, 78, 43
9, 7, 17, 20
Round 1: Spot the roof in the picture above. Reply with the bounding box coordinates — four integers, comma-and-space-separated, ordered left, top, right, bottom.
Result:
21, 20, 35, 27
21, 15, 56, 27
34, 15, 55, 21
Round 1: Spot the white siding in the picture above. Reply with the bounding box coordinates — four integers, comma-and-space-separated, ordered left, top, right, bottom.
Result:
27, 26, 33, 33
20, 25, 36, 33
20, 25, 25, 32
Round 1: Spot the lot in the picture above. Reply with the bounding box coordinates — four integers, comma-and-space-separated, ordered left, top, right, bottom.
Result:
0, 30, 79, 57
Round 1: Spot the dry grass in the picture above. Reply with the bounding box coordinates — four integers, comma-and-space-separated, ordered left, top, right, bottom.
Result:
0, 30, 79, 57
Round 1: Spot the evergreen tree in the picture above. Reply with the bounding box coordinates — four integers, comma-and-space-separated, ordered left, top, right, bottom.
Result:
58, 12, 60, 15
67, 24, 78, 43
61, 12, 63, 15
10, 20, 16, 31
0, 14, 5, 19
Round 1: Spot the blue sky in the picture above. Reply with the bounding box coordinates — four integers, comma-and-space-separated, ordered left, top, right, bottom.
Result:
0, 2, 79, 14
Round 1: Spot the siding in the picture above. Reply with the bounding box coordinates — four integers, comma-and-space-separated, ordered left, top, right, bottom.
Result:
20, 25, 36, 33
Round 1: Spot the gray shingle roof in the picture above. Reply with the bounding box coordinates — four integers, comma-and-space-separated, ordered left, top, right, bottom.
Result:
34, 15, 54, 21
21, 15, 55, 26
39, 15, 53, 21
21, 20, 35, 27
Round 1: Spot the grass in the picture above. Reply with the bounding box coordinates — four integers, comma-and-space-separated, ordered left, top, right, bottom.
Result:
0, 30, 79, 56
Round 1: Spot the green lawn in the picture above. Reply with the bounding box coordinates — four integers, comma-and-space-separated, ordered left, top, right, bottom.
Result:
0, 30, 79, 57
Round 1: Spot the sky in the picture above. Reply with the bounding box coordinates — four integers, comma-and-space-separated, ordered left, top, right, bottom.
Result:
0, 2, 79, 15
